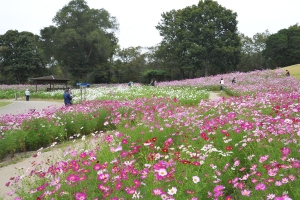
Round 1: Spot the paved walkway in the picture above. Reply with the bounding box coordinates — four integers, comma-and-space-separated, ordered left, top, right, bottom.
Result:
0, 99, 64, 116
209, 91, 222, 101
0, 93, 223, 199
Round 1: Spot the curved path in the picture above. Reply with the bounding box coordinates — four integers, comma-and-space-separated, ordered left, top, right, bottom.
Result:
0, 99, 64, 116
0, 93, 222, 199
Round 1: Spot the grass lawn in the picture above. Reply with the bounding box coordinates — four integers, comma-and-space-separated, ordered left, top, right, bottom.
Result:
0, 101, 12, 108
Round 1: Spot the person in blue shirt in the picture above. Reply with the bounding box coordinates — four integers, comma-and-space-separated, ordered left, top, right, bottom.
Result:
63, 89, 72, 106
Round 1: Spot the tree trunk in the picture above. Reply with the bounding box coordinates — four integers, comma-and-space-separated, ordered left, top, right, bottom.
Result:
205, 59, 209, 77
180, 68, 185, 80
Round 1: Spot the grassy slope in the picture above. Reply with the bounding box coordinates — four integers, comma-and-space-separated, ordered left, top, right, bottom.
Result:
281, 64, 300, 79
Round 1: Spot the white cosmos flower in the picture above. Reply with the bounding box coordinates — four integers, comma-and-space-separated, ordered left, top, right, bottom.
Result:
192, 176, 200, 183
156, 168, 168, 177
167, 187, 177, 195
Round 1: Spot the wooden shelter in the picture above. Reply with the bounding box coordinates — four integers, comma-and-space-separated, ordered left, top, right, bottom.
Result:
30, 75, 69, 92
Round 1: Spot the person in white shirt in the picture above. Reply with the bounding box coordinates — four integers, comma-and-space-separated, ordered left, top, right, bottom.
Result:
220, 78, 224, 91
25, 89, 30, 101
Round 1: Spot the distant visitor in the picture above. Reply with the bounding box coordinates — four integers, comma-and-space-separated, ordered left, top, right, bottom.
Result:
63, 89, 72, 106
25, 89, 30, 101
220, 78, 224, 91
286, 70, 290, 76
232, 77, 236, 84
128, 81, 133, 87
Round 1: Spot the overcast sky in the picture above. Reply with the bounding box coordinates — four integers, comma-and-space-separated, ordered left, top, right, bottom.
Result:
1, 0, 299, 49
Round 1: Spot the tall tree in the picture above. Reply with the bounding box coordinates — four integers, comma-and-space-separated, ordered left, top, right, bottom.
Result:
0, 30, 47, 84
39, 26, 58, 68
115, 47, 146, 83
156, 0, 240, 78
264, 24, 300, 67
238, 30, 270, 71
40, 0, 118, 81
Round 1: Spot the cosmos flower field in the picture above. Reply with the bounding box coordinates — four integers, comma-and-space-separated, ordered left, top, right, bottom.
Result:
1, 69, 300, 200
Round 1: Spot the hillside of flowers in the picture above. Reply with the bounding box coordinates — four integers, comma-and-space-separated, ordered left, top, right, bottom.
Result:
1, 69, 300, 200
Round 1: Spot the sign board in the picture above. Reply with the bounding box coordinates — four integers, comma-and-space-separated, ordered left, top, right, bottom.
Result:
76, 83, 90, 87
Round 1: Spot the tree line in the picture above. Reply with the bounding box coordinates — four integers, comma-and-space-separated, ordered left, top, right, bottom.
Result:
0, 0, 299, 85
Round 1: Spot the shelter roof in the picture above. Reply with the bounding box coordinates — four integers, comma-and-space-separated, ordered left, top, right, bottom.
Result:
30, 75, 69, 82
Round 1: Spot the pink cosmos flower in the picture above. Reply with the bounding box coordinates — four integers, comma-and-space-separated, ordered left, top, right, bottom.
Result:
66, 174, 79, 184
281, 177, 289, 184
259, 155, 269, 163
164, 138, 173, 148
275, 181, 282, 186
233, 160, 240, 167
267, 194, 275, 200
122, 138, 128, 144
93, 163, 101, 171
241, 189, 251, 196
152, 188, 163, 196
75, 192, 87, 200
288, 174, 296, 181
280, 147, 291, 157
97, 173, 110, 181
255, 183, 266, 190
115, 181, 122, 190
50, 177, 60, 186
292, 160, 300, 168
133, 180, 141, 187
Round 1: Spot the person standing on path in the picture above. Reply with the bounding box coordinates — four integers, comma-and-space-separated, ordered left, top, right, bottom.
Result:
220, 78, 224, 91
63, 89, 72, 106
67, 87, 73, 105
25, 89, 30, 101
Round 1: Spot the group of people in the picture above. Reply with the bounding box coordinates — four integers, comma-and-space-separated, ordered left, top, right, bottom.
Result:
128, 80, 158, 87
24, 88, 72, 106
150, 79, 158, 87
219, 77, 236, 91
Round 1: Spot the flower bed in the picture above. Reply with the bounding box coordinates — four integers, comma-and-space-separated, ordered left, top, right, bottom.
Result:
2, 69, 300, 200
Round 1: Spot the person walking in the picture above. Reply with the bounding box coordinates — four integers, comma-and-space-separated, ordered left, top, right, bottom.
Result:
25, 89, 30, 101
63, 89, 72, 106
220, 78, 224, 91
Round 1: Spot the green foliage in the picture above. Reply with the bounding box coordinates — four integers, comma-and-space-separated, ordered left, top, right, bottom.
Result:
156, 0, 241, 78
142, 69, 170, 83
40, 0, 118, 81
238, 31, 271, 72
0, 107, 115, 160
264, 24, 300, 67
0, 30, 47, 84
114, 46, 146, 83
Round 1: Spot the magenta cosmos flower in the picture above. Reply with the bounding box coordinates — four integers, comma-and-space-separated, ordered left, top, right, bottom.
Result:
255, 183, 266, 190
280, 147, 291, 157
75, 192, 87, 200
